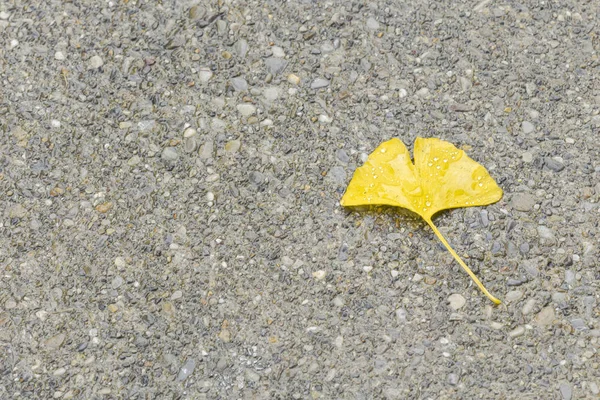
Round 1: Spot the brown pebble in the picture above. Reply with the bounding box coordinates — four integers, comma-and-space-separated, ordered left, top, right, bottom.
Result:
95, 202, 113, 213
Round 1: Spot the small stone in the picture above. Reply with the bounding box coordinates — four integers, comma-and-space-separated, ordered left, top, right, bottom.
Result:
522, 121, 535, 134
263, 87, 280, 102
134, 121, 154, 133
287, 74, 301, 85
559, 382, 572, 400
489, 321, 504, 330
336, 149, 349, 164
183, 127, 197, 138
8, 204, 27, 218
265, 58, 287, 75
509, 326, 525, 338
416, 87, 430, 97
332, 296, 345, 307
237, 104, 256, 117
95, 202, 113, 213
245, 369, 260, 383
327, 166, 346, 185
189, 5, 206, 20
312, 270, 326, 280
198, 141, 214, 159
178, 359, 196, 381
5, 299, 16, 309
233, 39, 249, 58
522, 299, 536, 315
54, 51, 65, 61
544, 157, 565, 172
111, 276, 124, 289
310, 78, 330, 89
183, 137, 197, 153
271, 46, 285, 58
571, 318, 587, 331
88, 55, 104, 69
161, 147, 179, 161
505, 290, 523, 303
230, 77, 248, 91
225, 140, 241, 153
590, 382, 599, 395
447, 373, 459, 386
366, 17, 380, 30
318, 114, 333, 123
511, 193, 535, 211
448, 294, 466, 310
49, 187, 64, 197
44, 333, 66, 350
522, 152, 533, 163
218, 329, 231, 342
0, 11, 9, 19
199, 68, 213, 83
565, 137, 575, 144
537, 226, 555, 241
534, 306, 555, 326
363, 266, 373, 273
107, 304, 118, 313
114, 257, 126, 268
127, 155, 141, 166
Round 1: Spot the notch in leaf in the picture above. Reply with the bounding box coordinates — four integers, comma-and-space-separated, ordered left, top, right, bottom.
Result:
341, 137, 504, 304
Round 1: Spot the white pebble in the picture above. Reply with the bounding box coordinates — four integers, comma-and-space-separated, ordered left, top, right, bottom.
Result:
199, 68, 213, 83
312, 270, 326, 280
448, 293, 466, 310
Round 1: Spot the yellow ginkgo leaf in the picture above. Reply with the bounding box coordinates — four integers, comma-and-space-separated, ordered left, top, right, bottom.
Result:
341, 137, 504, 304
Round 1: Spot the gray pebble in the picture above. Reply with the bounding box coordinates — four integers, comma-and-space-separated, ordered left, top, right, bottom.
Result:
564, 270, 575, 284
183, 137, 198, 153
311, 78, 330, 89
177, 358, 196, 381
522, 299, 536, 315
537, 226, 555, 241
327, 166, 346, 185
544, 157, 565, 172
233, 39, 249, 58
522, 121, 535, 134
509, 326, 525, 338
559, 382, 572, 400
366, 17, 380, 30
505, 290, 523, 303
519, 242, 530, 254
88, 55, 103, 69
448, 294, 466, 310
447, 373, 459, 386
111, 276, 124, 289
237, 104, 256, 117
161, 147, 179, 162
230, 77, 248, 91
249, 171, 265, 185
264, 58, 287, 75
570, 318, 587, 331
8, 204, 28, 218
245, 369, 260, 383
511, 193, 535, 212
137, 120, 156, 132
336, 149, 350, 164
44, 333, 66, 350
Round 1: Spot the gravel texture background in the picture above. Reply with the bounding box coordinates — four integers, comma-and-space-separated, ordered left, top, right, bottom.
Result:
1, 0, 599, 399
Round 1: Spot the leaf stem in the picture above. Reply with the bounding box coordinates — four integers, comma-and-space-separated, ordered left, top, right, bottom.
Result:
424, 218, 501, 305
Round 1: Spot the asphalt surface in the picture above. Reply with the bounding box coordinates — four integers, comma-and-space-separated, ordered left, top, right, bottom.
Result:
1, 0, 599, 399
